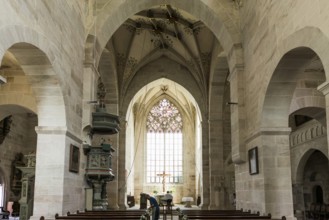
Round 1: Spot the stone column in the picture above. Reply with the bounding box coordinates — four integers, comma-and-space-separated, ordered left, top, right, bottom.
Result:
107, 155, 119, 209
208, 119, 224, 209
118, 119, 128, 209
30, 127, 83, 220
228, 66, 246, 164
82, 64, 98, 130
260, 128, 294, 220
318, 81, 329, 140
201, 117, 210, 210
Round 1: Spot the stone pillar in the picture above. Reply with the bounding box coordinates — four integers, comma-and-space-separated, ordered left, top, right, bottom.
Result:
107, 155, 119, 210
82, 64, 98, 130
228, 66, 246, 164
260, 128, 294, 220
201, 117, 210, 210
118, 119, 128, 209
318, 81, 329, 142
30, 126, 83, 220
208, 119, 224, 209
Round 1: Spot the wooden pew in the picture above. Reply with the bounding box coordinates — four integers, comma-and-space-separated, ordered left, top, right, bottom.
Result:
72, 210, 145, 216
320, 204, 329, 220
55, 210, 148, 220
185, 216, 272, 220
182, 210, 258, 216
180, 210, 277, 220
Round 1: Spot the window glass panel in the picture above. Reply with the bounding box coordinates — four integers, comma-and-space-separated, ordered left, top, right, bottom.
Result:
146, 98, 183, 184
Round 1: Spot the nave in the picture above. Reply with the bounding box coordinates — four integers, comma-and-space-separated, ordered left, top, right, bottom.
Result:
52, 204, 286, 220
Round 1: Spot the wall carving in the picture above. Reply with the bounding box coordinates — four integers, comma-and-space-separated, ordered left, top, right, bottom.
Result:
290, 120, 326, 147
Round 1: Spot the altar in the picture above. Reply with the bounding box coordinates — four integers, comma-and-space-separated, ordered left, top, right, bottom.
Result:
155, 194, 169, 206
182, 197, 194, 208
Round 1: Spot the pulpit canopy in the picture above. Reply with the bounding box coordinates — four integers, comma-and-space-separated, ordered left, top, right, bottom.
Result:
91, 111, 120, 135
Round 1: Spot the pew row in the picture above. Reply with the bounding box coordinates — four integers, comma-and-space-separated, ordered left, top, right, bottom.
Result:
179, 210, 286, 220
54, 210, 148, 220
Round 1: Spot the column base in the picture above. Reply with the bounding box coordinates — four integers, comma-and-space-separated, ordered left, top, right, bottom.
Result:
200, 203, 209, 210
118, 203, 128, 210
209, 204, 219, 210
108, 204, 119, 210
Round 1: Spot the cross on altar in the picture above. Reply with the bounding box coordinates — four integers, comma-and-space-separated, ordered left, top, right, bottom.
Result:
157, 171, 171, 192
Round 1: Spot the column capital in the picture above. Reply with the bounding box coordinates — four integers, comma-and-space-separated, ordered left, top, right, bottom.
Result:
35, 126, 67, 134
246, 127, 291, 144
35, 126, 82, 143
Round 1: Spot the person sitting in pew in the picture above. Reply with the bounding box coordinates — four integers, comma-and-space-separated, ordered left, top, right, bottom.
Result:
163, 191, 173, 206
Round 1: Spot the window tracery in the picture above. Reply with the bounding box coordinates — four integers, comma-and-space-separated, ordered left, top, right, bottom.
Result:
147, 98, 182, 133
146, 98, 183, 184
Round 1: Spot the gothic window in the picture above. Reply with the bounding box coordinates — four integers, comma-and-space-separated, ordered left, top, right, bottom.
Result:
146, 98, 183, 184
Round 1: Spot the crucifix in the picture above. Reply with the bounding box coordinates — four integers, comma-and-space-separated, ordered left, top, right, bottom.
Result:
157, 171, 171, 192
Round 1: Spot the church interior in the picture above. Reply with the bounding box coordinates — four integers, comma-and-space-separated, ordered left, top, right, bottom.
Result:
0, 0, 329, 220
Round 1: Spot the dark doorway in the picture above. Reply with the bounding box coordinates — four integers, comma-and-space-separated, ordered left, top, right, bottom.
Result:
314, 185, 323, 203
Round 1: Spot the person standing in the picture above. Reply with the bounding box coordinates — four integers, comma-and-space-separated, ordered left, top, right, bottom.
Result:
146, 194, 160, 220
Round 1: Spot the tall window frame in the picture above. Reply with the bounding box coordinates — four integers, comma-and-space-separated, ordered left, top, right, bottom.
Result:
0, 183, 3, 208
146, 98, 183, 184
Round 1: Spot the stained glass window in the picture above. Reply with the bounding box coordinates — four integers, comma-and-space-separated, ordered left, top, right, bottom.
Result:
146, 98, 183, 184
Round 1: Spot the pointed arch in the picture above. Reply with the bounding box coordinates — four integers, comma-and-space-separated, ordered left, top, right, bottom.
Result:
88, 0, 241, 71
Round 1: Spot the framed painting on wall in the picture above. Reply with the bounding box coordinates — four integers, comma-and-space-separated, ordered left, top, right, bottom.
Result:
248, 146, 259, 175
69, 144, 80, 173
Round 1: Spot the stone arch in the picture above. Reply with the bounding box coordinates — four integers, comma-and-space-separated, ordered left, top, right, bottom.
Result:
126, 77, 201, 122
98, 47, 119, 107
0, 25, 68, 127
125, 77, 201, 205
277, 27, 329, 80
294, 149, 329, 208
90, 0, 241, 71
0, 98, 36, 120
289, 107, 326, 131
261, 27, 329, 128
294, 149, 328, 184
262, 47, 326, 128
260, 32, 328, 216
121, 57, 205, 117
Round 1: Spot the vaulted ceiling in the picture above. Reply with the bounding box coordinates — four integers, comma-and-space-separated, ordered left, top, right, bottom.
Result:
107, 4, 219, 94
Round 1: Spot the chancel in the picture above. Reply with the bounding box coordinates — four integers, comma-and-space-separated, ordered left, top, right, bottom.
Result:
0, 1, 328, 220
